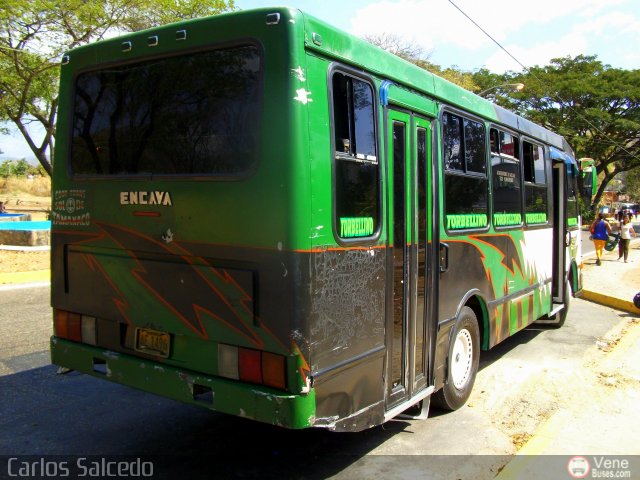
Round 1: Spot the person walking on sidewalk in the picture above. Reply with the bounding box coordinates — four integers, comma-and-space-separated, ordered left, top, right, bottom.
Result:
618, 214, 636, 262
591, 213, 612, 266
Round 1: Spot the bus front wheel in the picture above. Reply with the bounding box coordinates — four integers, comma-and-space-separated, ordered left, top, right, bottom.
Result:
433, 306, 480, 411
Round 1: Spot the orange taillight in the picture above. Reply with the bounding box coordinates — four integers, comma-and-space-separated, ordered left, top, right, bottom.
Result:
54, 309, 82, 342
262, 351, 286, 390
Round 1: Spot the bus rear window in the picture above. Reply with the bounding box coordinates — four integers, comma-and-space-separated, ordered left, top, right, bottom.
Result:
71, 45, 261, 176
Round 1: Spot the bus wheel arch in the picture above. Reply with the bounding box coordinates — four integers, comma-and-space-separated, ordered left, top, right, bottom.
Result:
464, 294, 488, 351
433, 303, 481, 411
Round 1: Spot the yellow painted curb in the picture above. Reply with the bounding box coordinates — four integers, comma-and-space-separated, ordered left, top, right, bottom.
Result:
495, 410, 572, 480
496, 313, 640, 479
581, 289, 639, 314
0, 269, 50, 285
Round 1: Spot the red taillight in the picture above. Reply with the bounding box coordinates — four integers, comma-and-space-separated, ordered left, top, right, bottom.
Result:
54, 309, 82, 342
239, 348, 262, 384
219, 345, 287, 390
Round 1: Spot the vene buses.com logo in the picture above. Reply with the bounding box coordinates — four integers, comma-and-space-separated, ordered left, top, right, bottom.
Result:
568, 456, 590, 478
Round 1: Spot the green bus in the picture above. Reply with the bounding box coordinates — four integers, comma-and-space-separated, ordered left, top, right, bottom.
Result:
50, 7, 586, 432
579, 157, 597, 200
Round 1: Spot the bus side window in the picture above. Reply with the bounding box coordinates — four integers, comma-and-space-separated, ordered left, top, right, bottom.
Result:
566, 165, 579, 228
523, 141, 548, 226
331, 72, 379, 240
490, 129, 499, 154
491, 128, 523, 228
443, 112, 488, 232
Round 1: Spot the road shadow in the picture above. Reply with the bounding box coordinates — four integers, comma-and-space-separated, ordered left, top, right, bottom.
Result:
477, 324, 545, 371
0, 364, 409, 479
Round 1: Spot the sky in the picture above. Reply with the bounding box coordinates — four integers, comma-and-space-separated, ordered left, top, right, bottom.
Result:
2, 0, 639, 162
237, 0, 640, 72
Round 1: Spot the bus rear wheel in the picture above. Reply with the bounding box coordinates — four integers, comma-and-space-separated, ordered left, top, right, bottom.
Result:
433, 306, 480, 411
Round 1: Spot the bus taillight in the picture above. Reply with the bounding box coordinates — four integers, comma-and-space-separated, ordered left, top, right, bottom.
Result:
218, 344, 287, 390
261, 351, 287, 390
54, 309, 97, 345
54, 310, 81, 342
239, 348, 262, 384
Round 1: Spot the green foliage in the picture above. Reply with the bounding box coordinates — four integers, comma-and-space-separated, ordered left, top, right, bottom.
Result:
473, 55, 640, 209
0, 158, 41, 177
0, 0, 236, 176
621, 168, 640, 203
428, 64, 477, 91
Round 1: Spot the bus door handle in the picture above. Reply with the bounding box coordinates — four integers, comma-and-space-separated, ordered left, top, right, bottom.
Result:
439, 243, 449, 273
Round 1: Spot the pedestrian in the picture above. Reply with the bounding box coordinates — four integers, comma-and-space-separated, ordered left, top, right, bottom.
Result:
618, 214, 636, 263
0, 201, 7, 213
591, 213, 612, 266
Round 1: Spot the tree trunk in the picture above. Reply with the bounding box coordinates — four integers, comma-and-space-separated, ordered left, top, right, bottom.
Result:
9, 117, 53, 177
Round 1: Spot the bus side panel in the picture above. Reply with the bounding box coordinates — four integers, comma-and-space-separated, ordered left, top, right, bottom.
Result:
520, 228, 554, 319
306, 249, 386, 428
302, 51, 387, 427
437, 229, 554, 355
437, 238, 496, 335
435, 238, 494, 389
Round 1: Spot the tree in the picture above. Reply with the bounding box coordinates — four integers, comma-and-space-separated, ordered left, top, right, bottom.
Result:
0, 158, 29, 177
0, 0, 236, 176
621, 168, 640, 203
475, 55, 640, 211
363, 32, 428, 63
364, 33, 477, 91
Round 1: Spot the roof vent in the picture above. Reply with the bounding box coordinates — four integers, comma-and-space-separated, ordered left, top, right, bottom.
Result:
266, 13, 281, 25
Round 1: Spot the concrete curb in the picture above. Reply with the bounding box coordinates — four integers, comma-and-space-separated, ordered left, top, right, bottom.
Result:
496, 313, 640, 477
581, 289, 639, 314
0, 269, 50, 285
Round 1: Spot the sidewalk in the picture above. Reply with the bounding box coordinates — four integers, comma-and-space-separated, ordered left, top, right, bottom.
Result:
581, 238, 640, 313
498, 241, 640, 478
0, 245, 50, 287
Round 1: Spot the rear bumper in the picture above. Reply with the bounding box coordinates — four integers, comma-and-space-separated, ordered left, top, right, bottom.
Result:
50, 337, 315, 429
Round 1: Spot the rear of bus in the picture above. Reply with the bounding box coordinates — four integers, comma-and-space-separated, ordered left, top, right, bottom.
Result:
50, 9, 316, 428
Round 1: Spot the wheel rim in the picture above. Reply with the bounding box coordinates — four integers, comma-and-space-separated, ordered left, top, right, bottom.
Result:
451, 328, 473, 389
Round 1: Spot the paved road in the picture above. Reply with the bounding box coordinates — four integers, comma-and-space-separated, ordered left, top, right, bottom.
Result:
0, 285, 633, 479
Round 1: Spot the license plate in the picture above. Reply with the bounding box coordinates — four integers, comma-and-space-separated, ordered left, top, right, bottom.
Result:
135, 328, 170, 358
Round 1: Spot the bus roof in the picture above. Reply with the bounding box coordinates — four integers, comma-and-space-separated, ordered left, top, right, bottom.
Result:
299, 9, 568, 150
60, 6, 570, 153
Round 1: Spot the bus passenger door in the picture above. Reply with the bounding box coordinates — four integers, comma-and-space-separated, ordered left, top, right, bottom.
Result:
385, 109, 435, 413
552, 159, 568, 304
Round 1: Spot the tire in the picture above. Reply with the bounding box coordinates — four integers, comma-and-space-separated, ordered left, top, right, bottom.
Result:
433, 306, 480, 411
